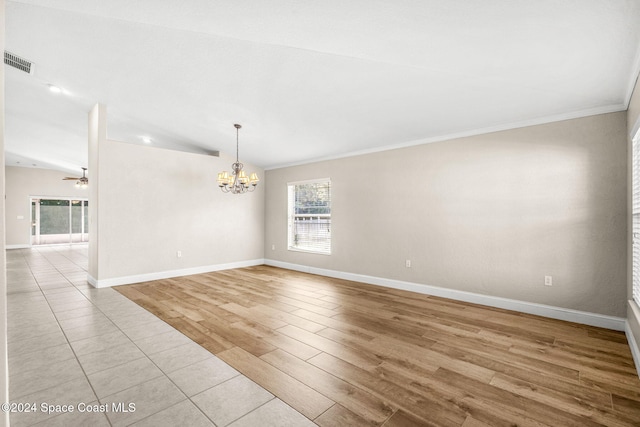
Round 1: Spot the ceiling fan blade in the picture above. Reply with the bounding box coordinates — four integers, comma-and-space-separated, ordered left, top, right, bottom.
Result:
62, 177, 80, 180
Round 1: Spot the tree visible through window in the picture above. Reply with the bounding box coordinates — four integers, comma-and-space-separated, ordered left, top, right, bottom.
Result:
288, 179, 331, 254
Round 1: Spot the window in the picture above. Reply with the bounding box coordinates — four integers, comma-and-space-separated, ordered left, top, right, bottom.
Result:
288, 179, 331, 254
634, 128, 640, 306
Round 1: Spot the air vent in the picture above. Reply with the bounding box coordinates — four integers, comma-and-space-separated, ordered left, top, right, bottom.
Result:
4, 51, 34, 74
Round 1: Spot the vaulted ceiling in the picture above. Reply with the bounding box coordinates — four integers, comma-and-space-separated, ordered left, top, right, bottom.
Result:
5, 0, 640, 174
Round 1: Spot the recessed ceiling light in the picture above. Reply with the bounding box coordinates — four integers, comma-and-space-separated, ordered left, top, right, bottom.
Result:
48, 85, 62, 94
141, 136, 152, 144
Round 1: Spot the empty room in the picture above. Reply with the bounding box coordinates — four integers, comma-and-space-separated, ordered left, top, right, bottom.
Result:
2, 1, 640, 426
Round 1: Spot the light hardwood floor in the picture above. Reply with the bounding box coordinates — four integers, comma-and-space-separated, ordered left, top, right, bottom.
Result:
116, 266, 640, 426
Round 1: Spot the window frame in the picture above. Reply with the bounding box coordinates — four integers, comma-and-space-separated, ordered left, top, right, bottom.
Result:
633, 126, 640, 307
287, 178, 332, 255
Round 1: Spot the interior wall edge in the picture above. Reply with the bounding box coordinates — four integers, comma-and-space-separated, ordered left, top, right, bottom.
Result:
264, 258, 626, 332
1, 1, 8, 424
627, 301, 640, 378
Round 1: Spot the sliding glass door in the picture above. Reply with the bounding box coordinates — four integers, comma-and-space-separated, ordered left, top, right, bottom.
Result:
31, 198, 88, 245
71, 199, 89, 243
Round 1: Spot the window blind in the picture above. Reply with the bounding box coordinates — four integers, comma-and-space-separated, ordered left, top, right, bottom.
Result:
287, 179, 331, 254
634, 129, 640, 306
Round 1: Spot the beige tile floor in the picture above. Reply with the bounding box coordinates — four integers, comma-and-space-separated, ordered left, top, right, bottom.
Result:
6, 246, 314, 427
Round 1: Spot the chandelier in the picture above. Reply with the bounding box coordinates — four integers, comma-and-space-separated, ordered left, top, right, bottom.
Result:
217, 124, 259, 194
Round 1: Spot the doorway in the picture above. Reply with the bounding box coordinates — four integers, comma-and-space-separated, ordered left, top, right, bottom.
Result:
31, 198, 89, 245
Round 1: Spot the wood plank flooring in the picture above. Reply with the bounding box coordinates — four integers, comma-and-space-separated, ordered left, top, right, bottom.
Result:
115, 266, 640, 426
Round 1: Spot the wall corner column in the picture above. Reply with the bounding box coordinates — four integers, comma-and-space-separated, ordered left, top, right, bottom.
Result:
0, 0, 9, 424
88, 103, 107, 285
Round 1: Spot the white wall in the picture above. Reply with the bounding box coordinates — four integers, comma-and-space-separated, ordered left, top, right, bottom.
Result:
265, 112, 627, 318
4, 166, 88, 247
89, 105, 264, 285
1, 0, 8, 424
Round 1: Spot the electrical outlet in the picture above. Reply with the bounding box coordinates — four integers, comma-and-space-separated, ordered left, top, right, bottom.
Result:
405, 260, 411, 268
272, 244, 276, 251
177, 250, 182, 258
544, 276, 552, 286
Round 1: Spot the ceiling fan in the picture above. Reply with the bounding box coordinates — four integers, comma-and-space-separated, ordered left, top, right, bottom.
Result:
63, 167, 88, 189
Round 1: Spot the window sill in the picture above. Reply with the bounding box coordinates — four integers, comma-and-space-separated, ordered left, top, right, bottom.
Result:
287, 247, 331, 256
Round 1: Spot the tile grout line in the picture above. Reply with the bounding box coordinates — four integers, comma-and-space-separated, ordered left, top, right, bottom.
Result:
82, 300, 215, 425
94, 290, 309, 425
30, 247, 237, 426
220, 396, 277, 427
10, 247, 315, 426
20, 247, 113, 427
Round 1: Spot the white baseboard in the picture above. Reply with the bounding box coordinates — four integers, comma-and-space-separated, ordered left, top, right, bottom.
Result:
87, 274, 98, 287
88, 258, 265, 288
84, 257, 627, 332
5, 244, 31, 249
626, 320, 640, 379
6, 243, 89, 250
264, 259, 626, 331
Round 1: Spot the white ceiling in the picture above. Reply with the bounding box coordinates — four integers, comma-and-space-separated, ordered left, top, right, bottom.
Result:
5, 0, 640, 174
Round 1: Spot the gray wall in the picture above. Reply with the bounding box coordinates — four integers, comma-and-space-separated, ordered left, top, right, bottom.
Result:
265, 112, 627, 317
